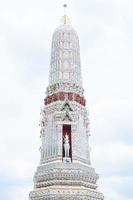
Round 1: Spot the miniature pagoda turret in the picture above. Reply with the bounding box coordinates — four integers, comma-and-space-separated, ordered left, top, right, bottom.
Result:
29, 3, 104, 200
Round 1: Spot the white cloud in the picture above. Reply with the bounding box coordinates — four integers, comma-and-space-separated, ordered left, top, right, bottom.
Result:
90, 98, 133, 145
100, 176, 133, 200
9, 185, 31, 200
89, 99, 133, 199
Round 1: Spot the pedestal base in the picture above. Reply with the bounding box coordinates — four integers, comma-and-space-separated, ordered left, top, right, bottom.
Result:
29, 185, 104, 200
29, 162, 104, 200
63, 157, 71, 163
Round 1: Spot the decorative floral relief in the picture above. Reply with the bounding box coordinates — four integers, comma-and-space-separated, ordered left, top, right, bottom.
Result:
44, 92, 86, 106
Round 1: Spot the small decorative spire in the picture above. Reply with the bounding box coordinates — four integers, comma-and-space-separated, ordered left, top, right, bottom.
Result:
62, 1, 70, 24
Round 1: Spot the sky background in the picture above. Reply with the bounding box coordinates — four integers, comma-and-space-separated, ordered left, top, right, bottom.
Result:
0, 0, 133, 199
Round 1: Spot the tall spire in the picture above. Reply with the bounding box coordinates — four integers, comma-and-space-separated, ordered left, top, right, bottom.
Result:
63, 1, 70, 24
29, 2, 104, 200
49, 19, 82, 86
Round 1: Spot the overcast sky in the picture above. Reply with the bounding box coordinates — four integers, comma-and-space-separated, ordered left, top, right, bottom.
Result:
0, 0, 133, 199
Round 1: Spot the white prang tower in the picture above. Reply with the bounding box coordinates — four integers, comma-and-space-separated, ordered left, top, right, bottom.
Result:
29, 4, 104, 200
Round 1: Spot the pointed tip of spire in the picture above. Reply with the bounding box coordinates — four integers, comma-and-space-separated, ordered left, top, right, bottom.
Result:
63, 3, 67, 8
62, 1, 70, 24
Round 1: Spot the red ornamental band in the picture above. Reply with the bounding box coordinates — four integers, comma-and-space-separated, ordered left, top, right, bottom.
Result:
44, 92, 86, 106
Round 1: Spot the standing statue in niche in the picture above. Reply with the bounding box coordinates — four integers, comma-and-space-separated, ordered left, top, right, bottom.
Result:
63, 133, 71, 163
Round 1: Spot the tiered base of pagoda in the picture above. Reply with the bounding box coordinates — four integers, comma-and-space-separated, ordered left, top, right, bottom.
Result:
29, 185, 103, 200
29, 162, 104, 200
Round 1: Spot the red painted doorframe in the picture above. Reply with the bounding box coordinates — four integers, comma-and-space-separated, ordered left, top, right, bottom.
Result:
62, 124, 72, 161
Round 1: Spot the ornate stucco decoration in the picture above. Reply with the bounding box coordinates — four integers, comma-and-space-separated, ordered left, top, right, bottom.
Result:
29, 3, 104, 200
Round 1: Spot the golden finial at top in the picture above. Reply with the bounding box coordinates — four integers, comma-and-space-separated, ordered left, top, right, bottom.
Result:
62, 1, 70, 24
